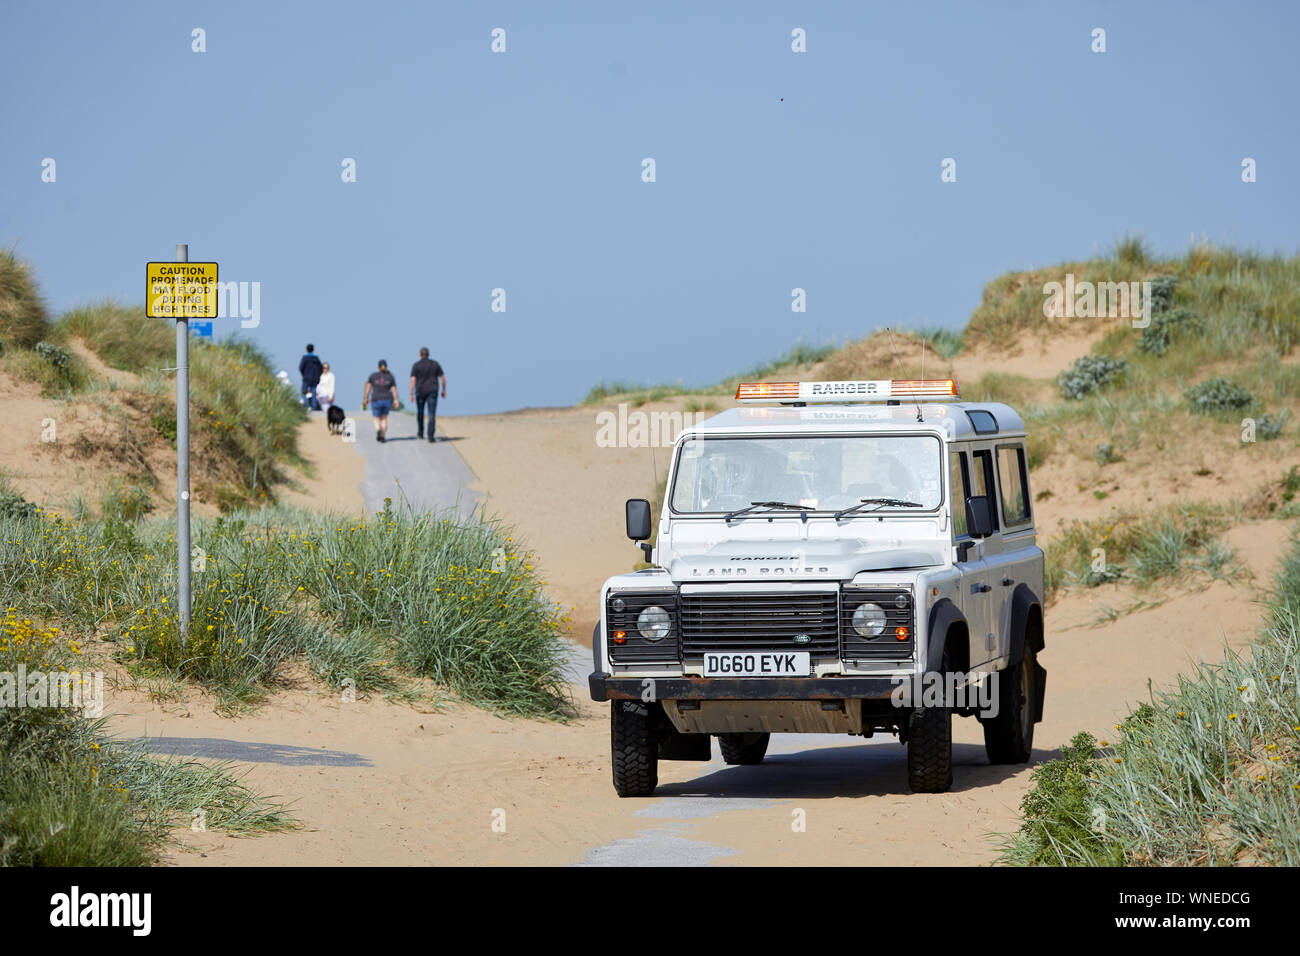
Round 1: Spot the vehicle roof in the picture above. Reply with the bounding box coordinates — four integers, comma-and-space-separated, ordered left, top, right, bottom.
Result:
684, 402, 1026, 440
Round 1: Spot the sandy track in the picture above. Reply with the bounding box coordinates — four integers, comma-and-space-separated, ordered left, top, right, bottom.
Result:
98, 366, 1299, 866
100, 404, 1291, 865
105, 529, 1282, 865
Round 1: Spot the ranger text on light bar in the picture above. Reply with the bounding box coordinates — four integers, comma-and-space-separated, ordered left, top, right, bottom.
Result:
734, 379, 960, 404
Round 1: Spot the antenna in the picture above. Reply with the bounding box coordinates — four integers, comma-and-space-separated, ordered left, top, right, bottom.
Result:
918, 335, 927, 422
884, 325, 903, 373
886, 327, 923, 422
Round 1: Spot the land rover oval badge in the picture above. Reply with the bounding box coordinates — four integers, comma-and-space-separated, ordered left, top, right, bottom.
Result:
793, 633, 811, 645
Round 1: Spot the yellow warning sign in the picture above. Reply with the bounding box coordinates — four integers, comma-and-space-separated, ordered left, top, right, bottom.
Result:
146, 261, 219, 318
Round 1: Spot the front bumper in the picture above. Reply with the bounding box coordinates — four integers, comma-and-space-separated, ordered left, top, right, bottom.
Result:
588, 671, 901, 702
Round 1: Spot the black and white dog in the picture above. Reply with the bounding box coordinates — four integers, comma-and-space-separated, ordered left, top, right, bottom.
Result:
326, 404, 346, 435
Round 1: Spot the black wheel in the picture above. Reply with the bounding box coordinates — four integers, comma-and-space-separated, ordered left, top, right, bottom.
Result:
717, 732, 770, 765
611, 701, 659, 797
982, 647, 1038, 764
907, 704, 953, 793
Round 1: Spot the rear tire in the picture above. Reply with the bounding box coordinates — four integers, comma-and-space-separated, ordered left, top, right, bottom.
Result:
982, 647, 1038, 764
906, 705, 953, 793
611, 701, 659, 797
717, 732, 770, 765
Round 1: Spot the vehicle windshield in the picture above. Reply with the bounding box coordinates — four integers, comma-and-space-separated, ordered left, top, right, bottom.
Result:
670, 434, 943, 514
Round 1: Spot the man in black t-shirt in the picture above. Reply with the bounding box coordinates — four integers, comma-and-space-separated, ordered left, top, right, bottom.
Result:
361, 359, 400, 442
409, 347, 447, 442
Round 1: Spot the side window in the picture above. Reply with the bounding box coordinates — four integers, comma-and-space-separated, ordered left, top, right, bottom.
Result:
950, 451, 969, 537
970, 449, 999, 531
997, 445, 1031, 526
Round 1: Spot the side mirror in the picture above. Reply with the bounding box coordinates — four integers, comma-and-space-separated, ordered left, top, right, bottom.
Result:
626, 499, 652, 540
965, 495, 995, 538
626, 499, 654, 562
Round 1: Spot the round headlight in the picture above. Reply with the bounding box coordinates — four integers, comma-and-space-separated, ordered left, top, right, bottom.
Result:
611, 597, 626, 613
637, 605, 671, 642
852, 603, 887, 637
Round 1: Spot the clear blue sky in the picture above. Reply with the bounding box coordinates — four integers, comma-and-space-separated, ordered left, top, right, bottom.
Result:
3, 1, 1297, 414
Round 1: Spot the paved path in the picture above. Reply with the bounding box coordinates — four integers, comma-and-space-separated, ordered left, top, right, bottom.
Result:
346, 409, 480, 520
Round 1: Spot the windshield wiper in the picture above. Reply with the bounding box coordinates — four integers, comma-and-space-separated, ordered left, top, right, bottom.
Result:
723, 501, 808, 523
833, 497, 923, 520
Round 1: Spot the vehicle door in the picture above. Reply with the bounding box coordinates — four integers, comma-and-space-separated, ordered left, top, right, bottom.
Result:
989, 442, 1037, 666
963, 446, 1002, 668
950, 447, 994, 670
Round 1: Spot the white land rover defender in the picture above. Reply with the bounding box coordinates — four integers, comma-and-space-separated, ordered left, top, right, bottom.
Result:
588, 379, 1046, 796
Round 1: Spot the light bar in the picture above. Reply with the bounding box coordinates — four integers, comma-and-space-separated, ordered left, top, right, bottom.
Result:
734, 382, 800, 402
735, 379, 959, 404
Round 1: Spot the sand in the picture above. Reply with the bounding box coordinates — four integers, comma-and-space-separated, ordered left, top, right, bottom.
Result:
91, 334, 1300, 865
100, 519, 1288, 866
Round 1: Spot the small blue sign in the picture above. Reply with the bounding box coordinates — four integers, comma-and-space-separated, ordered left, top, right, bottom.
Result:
190, 321, 214, 339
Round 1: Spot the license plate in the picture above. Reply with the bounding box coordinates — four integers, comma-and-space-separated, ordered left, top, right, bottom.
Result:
703, 651, 810, 677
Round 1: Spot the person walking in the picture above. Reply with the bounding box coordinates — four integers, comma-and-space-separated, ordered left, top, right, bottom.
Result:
299, 344, 323, 411
409, 347, 447, 442
361, 359, 400, 442
317, 362, 336, 407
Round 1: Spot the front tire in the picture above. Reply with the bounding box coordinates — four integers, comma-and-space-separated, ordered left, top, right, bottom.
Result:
982, 647, 1038, 764
611, 701, 659, 797
907, 705, 953, 793
717, 732, 770, 765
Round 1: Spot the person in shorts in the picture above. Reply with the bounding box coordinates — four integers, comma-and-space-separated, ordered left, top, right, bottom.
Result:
408, 347, 446, 442
361, 359, 400, 442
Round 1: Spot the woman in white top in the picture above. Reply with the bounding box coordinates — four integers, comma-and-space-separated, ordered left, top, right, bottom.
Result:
317, 363, 336, 407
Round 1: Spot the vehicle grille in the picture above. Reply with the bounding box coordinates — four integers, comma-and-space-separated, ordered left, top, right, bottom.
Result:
840, 588, 915, 661
680, 591, 840, 661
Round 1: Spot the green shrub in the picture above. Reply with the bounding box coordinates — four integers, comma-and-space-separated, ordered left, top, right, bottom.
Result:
34, 340, 72, 372
1147, 273, 1179, 314
1185, 377, 1253, 414
1093, 443, 1120, 466
1003, 732, 1123, 865
150, 412, 177, 446
1282, 466, 1300, 505
1254, 411, 1287, 441
1058, 355, 1128, 400
0, 490, 38, 521
101, 483, 154, 522
1083, 564, 1125, 587
1138, 306, 1199, 356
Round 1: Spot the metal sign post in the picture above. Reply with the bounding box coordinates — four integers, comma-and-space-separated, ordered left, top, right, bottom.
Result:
146, 249, 218, 649
174, 243, 191, 646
